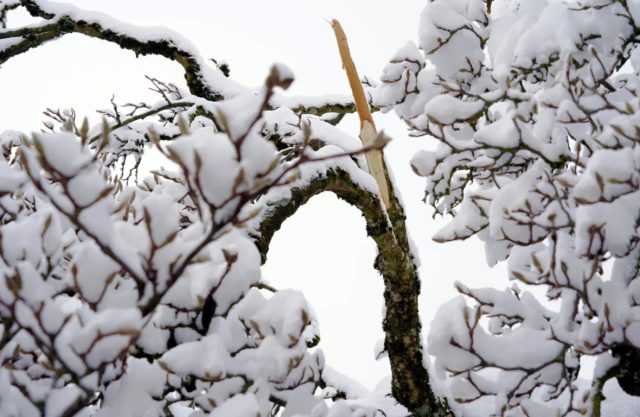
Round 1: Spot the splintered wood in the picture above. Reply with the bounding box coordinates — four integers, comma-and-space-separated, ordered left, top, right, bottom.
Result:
330, 19, 391, 210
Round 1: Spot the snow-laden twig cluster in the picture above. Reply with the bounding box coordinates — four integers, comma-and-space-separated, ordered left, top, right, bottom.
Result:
378, 0, 640, 415
0, 58, 403, 417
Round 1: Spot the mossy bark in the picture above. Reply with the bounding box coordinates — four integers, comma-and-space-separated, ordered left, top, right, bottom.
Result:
5, 1, 224, 101
255, 168, 451, 416
612, 344, 640, 396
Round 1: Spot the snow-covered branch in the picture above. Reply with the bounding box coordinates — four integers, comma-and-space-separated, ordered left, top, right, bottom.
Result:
1, 0, 374, 120
382, 0, 640, 415
0, 54, 415, 417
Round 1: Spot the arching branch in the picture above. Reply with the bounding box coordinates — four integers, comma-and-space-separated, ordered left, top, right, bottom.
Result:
0, 0, 370, 118
2, 0, 238, 101
255, 168, 451, 416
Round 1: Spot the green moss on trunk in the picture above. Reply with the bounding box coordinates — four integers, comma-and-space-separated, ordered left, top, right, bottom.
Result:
255, 169, 451, 416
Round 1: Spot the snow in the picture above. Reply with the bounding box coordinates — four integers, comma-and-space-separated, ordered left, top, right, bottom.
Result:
322, 365, 370, 399
425, 95, 484, 125
35, 132, 93, 177
475, 116, 519, 148
141, 192, 180, 246
70, 308, 141, 354
73, 243, 120, 303
167, 128, 240, 206
159, 334, 230, 378
601, 379, 640, 417
418, 0, 484, 78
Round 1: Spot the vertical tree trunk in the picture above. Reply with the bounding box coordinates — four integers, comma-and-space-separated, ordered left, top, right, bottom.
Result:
328, 20, 451, 415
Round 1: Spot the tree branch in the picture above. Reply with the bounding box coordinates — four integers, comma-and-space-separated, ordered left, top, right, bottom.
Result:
1, 0, 240, 101
88, 100, 194, 144
254, 168, 451, 416
1, 1, 368, 120
270, 94, 380, 123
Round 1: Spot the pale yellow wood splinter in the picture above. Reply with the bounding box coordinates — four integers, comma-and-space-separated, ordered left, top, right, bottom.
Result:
330, 19, 391, 210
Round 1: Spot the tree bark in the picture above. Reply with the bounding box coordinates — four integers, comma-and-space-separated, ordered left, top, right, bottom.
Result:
255, 168, 451, 416
613, 344, 640, 396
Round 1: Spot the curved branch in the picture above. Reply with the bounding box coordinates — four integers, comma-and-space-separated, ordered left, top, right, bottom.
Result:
1, 0, 241, 101
270, 94, 379, 124
255, 168, 451, 416
88, 100, 194, 144
1, 1, 367, 119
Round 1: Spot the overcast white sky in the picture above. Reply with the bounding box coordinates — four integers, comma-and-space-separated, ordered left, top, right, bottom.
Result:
0, 0, 508, 390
